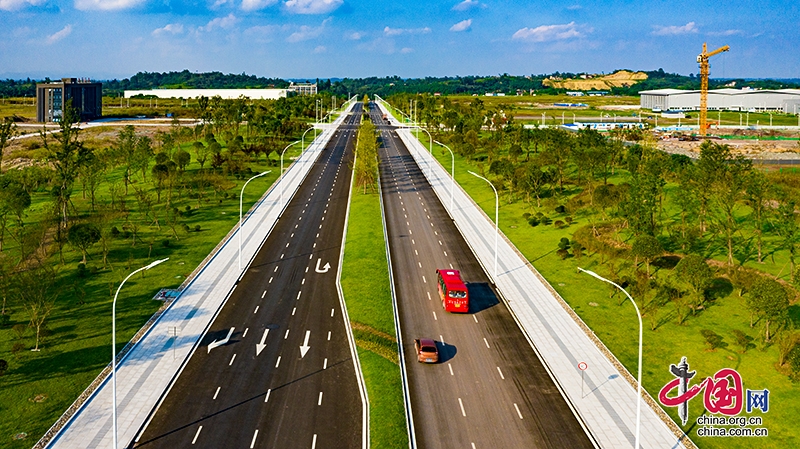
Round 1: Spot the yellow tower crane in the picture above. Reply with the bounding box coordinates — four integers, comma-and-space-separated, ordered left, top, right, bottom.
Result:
697, 42, 730, 136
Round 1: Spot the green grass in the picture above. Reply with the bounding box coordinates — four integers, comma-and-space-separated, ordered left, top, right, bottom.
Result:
341, 188, 408, 449
0, 135, 308, 447
420, 137, 800, 449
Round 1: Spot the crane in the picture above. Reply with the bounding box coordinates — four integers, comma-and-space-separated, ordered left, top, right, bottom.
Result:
697, 42, 730, 136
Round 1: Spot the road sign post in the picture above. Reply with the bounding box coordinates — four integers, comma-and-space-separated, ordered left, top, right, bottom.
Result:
578, 361, 588, 398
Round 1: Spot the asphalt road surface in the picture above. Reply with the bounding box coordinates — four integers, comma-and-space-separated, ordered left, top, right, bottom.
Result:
135, 106, 364, 449
370, 103, 595, 449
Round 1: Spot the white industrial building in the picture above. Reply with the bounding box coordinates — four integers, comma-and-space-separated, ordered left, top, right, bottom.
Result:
124, 88, 289, 100
640, 88, 800, 114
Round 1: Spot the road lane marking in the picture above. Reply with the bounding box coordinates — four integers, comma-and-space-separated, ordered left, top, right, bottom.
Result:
497, 367, 505, 379
297, 291, 302, 300
286, 242, 290, 248
213, 387, 220, 400
243, 328, 249, 337
327, 331, 331, 340
309, 254, 314, 260
439, 240, 442, 245
473, 315, 478, 323
433, 311, 438, 321
324, 358, 328, 369
427, 292, 431, 300
254, 306, 259, 314
305, 266, 309, 273
311, 434, 317, 449
229, 354, 236, 366
449, 364, 454, 376
269, 277, 273, 283
313, 242, 317, 248
412, 239, 415, 245
514, 403, 523, 419
422, 275, 426, 283
318, 392, 323, 405
280, 253, 284, 259
275, 356, 281, 368
414, 249, 418, 255
418, 262, 422, 268
285, 329, 290, 339
458, 398, 466, 417
331, 308, 335, 317
274, 266, 279, 272
191, 426, 202, 445
484, 338, 490, 348
292, 307, 296, 315
250, 429, 258, 448
472, 444, 476, 449
290, 233, 294, 238
302, 278, 305, 285
265, 388, 271, 402
261, 291, 267, 299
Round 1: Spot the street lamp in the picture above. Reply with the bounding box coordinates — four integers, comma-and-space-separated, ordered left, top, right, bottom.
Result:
577, 267, 642, 449
301, 126, 314, 155
467, 171, 498, 278
280, 140, 301, 205
434, 140, 455, 210
239, 171, 271, 270
113, 258, 168, 449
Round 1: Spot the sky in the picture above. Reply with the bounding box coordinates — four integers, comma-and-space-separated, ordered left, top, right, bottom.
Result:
1, 0, 798, 81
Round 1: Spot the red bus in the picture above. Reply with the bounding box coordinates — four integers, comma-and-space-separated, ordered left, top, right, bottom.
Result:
436, 269, 469, 313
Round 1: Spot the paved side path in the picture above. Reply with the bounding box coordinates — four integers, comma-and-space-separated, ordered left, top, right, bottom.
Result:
378, 102, 691, 449
41, 104, 356, 449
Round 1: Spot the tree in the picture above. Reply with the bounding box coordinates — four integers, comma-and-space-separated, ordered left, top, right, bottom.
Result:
0, 177, 31, 252
0, 117, 17, 172
745, 170, 771, 263
631, 234, 663, 277
193, 141, 209, 170
68, 223, 101, 264
700, 329, 724, 350
746, 277, 789, 342
0, 358, 7, 376
17, 266, 57, 351
674, 255, 713, 314
173, 148, 191, 172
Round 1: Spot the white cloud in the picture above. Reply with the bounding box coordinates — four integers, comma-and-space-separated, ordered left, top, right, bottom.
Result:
241, 0, 277, 11
347, 31, 364, 40
283, 0, 342, 14
708, 29, 744, 37
652, 22, 698, 36
452, 0, 482, 11
450, 19, 471, 32
400, 47, 413, 54
152, 23, 184, 36
0, 0, 44, 11
287, 17, 331, 42
46, 25, 72, 44
211, 0, 233, 7
566, 4, 581, 10
74, 0, 144, 11
383, 26, 431, 36
313, 45, 326, 53
512, 22, 588, 42
201, 13, 239, 32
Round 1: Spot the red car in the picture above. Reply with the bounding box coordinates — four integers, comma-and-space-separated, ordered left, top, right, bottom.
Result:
414, 338, 439, 363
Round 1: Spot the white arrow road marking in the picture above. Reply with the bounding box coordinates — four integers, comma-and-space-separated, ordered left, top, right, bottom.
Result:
315, 258, 331, 273
300, 330, 311, 358
208, 327, 235, 353
256, 329, 269, 356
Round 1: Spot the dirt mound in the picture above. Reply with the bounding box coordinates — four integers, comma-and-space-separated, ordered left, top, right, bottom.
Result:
543, 70, 648, 90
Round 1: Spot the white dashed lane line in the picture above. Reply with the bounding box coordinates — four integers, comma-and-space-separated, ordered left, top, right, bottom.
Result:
497, 367, 505, 379
213, 387, 220, 400
191, 426, 202, 445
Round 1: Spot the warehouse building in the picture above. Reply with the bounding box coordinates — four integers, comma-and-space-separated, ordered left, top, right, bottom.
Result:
640, 88, 800, 114
36, 78, 103, 123
124, 88, 290, 100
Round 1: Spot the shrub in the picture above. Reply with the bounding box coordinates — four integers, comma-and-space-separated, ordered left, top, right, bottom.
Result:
111, 226, 120, 237
731, 329, 751, 353
528, 217, 540, 227
558, 237, 571, 251
572, 242, 584, 259
11, 342, 25, 356
555, 205, 566, 214
182, 224, 190, 233
565, 216, 573, 225
0, 314, 10, 327
556, 248, 570, 260
522, 212, 531, 220
12, 323, 26, 339
789, 344, 800, 382
77, 263, 88, 278
0, 359, 7, 376
700, 329, 723, 350
161, 239, 171, 248
554, 220, 565, 228
194, 225, 201, 232
540, 216, 552, 225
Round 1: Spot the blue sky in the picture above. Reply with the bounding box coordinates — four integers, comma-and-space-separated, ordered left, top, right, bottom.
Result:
1, 0, 798, 80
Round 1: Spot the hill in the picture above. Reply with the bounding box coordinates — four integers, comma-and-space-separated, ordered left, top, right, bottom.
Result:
542, 70, 648, 90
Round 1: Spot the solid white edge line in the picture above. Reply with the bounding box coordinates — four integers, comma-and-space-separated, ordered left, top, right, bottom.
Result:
336, 133, 370, 449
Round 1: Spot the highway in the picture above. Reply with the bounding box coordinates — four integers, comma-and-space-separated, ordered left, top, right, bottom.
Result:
134, 106, 364, 448
370, 103, 595, 448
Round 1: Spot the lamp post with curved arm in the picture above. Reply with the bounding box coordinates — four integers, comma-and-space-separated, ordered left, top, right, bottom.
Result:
433, 140, 455, 210
301, 126, 315, 156
280, 140, 301, 205
467, 171, 498, 278
577, 267, 642, 449
239, 170, 271, 270
113, 258, 168, 449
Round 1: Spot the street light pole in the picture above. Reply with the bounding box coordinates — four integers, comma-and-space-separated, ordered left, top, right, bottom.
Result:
239, 171, 271, 270
468, 171, 498, 278
280, 140, 302, 205
434, 140, 455, 210
577, 267, 642, 449
301, 126, 314, 156
113, 258, 168, 449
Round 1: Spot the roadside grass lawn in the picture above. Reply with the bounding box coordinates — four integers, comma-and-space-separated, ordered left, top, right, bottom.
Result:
341, 187, 408, 449
0, 136, 305, 448
415, 134, 800, 449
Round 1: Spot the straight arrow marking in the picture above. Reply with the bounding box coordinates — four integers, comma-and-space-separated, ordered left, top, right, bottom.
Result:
300, 330, 311, 358
256, 329, 269, 356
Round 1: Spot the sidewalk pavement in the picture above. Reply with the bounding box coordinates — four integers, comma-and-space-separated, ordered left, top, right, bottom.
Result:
39, 103, 356, 449
377, 100, 692, 449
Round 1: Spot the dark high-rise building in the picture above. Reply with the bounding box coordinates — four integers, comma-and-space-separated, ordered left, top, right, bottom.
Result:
36, 78, 102, 123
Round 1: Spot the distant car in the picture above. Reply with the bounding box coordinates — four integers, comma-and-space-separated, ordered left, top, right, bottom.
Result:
414, 338, 439, 363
